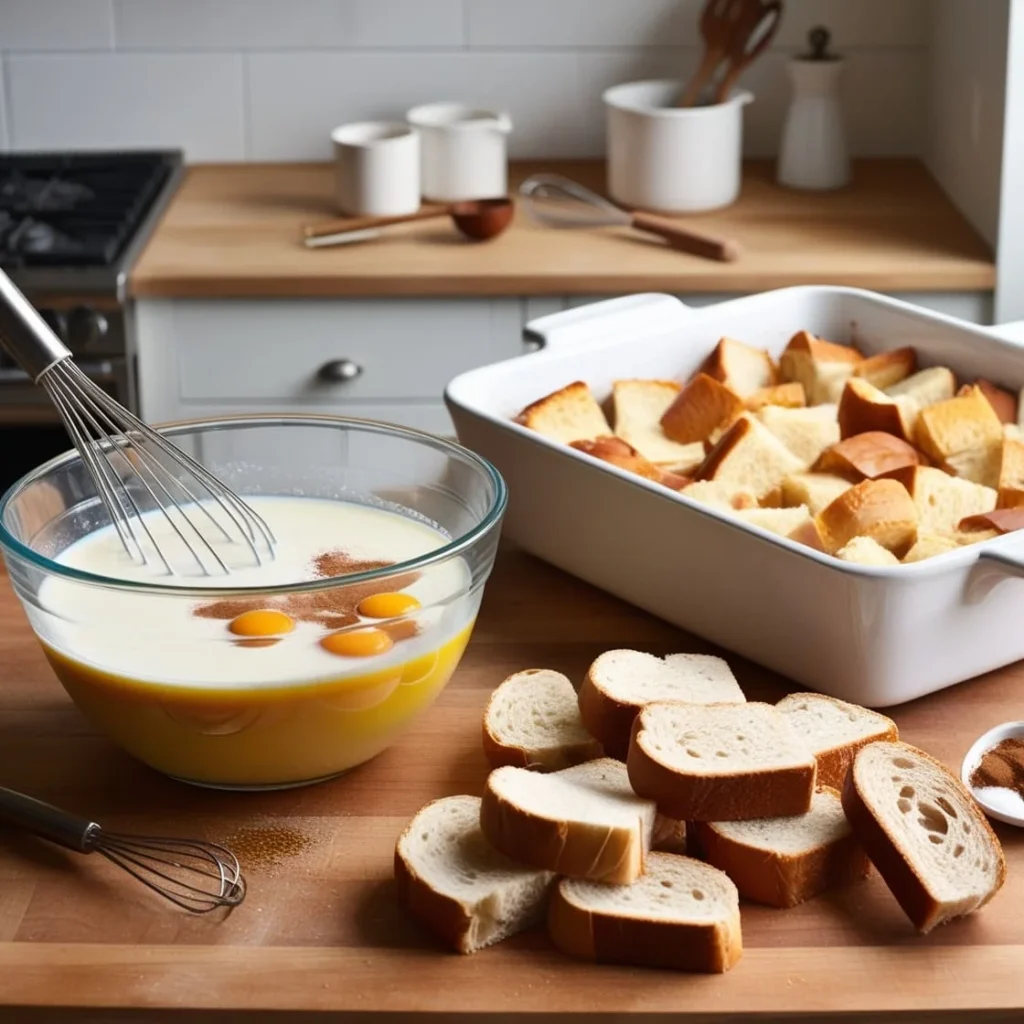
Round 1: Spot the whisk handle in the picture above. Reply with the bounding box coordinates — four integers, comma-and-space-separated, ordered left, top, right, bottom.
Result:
0, 786, 100, 853
0, 268, 74, 381
630, 212, 741, 263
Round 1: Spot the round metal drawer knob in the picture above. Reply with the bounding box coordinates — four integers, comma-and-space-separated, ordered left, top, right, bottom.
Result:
317, 359, 363, 383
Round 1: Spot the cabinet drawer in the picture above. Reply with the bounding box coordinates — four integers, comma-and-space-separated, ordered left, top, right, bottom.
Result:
170, 299, 523, 402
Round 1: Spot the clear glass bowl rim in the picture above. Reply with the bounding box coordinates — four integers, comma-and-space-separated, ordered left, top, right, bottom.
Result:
0, 413, 507, 598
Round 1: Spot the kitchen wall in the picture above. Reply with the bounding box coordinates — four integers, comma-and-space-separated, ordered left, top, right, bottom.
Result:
0, 0, 929, 162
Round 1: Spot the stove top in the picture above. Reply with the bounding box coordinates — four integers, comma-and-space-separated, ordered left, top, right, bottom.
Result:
0, 150, 183, 299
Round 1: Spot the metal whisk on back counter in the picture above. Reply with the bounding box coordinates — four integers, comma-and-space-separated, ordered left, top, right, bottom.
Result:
0, 268, 275, 576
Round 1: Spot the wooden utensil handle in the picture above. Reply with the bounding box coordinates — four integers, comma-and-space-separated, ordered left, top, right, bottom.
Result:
677, 46, 726, 107
304, 206, 446, 240
630, 212, 740, 262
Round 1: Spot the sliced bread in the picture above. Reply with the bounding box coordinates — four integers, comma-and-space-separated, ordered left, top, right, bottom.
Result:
885, 366, 957, 408
695, 787, 871, 908
734, 505, 815, 542
394, 795, 555, 954
570, 436, 689, 491
779, 330, 862, 404
775, 692, 898, 790
744, 382, 807, 411
516, 380, 611, 444
997, 435, 1024, 508
682, 479, 759, 511
914, 385, 1003, 486
886, 465, 996, 536
837, 378, 916, 442
972, 378, 1018, 424
482, 669, 603, 772
842, 741, 1006, 933
815, 478, 918, 558
780, 472, 853, 515
611, 378, 705, 469
627, 701, 816, 821
813, 431, 924, 481
548, 852, 742, 973
694, 414, 806, 502
699, 337, 777, 399
480, 758, 657, 884
757, 404, 840, 466
578, 649, 745, 760
902, 532, 961, 562
660, 373, 744, 445
853, 347, 917, 390
835, 535, 901, 566
959, 507, 1024, 535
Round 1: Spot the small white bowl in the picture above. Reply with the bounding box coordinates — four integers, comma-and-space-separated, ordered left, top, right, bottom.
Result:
961, 720, 1024, 827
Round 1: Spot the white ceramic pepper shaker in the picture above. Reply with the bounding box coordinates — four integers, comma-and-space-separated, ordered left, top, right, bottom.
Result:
777, 26, 850, 191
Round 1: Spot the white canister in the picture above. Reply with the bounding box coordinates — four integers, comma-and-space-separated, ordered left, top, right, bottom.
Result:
331, 121, 421, 217
406, 103, 512, 202
603, 80, 753, 213
777, 32, 850, 191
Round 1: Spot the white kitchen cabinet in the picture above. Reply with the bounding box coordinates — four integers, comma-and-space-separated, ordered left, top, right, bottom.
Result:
134, 298, 524, 433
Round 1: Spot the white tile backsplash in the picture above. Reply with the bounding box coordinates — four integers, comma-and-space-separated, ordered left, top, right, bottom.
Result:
249, 51, 590, 160
0, 0, 932, 162
0, 59, 8, 150
113, 0, 464, 50
0, 0, 114, 51
6, 54, 245, 160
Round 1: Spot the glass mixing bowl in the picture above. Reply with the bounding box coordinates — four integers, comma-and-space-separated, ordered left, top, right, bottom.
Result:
0, 415, 506, 790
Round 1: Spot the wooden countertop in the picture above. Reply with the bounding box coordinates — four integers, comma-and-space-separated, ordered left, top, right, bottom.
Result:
130, 160, 996, 300
1, 548, 1022, 1021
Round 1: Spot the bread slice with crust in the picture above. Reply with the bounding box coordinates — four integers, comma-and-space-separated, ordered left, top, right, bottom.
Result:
695, 787, 871, 908
757, 404, 840, 466
570, 437, 690, 491
779, 330, 862, 404
548, 852, 742, 973
813, 431, 924, 481
682, 479, 759, 511
780, 472, 853, 515
914, 386, 1003, 487
997, 435, 1024, 508
886, 366, 957, 408
842, 741, 1006, 933
660, 373, 744, 445
971, 379, 1017, 424
394, 795, 555, 954
815, 478, 918, 558
480, 758, 657, 884
578, 649, 745, 760
959, 507, 1024, 535
902, 532, 961, 562
699, 337, 777, 399
627, 701, 816, 822
835, 535, 901, 566
611, 379, 706, 469
886, 465, 996, 536
775, 692, 898, 790
482, 669, 603, 772
695, 414, 805, 502
516, 380, 611, 444
838, 378, 917, 442
744, 382, 806, 412
854, 347, 917, 390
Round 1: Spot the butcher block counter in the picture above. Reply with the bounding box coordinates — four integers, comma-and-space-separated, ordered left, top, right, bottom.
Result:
129, 160, 996, 299
0, 548, 1022, 1022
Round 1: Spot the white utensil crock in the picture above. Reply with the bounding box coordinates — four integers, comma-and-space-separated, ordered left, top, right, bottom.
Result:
406, 103, 512, 202
331, 121, 420, 217
777, 58, 850, 190
603, 80, 753, 213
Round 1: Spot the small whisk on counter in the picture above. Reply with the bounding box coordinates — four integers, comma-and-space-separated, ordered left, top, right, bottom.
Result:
0, 786, 246, 913
0, 268, 275, 577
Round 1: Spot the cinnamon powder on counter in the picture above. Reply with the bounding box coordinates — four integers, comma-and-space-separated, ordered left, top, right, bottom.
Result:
970, 737, 1024, 797
193, 549, 420, 629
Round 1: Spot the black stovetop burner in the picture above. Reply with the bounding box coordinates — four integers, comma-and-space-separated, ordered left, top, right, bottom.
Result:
0, 151, 179, 268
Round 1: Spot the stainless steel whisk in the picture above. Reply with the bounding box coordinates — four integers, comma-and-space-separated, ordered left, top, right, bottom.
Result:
0, 786, 246, 913
0, 269, 275, 576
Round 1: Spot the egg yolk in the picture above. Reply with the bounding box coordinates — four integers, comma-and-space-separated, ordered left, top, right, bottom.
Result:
320, 628, 394, 658
357, 592, 421, 619
228, 609, 296, 637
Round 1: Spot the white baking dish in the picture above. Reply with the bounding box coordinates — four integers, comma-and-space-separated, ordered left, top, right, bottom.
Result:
446, 288, 1024, 708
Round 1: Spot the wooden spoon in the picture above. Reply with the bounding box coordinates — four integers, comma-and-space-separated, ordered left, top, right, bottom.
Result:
712, 0, 783, 104
303, 198, 514, 247
677, 0, 747, 108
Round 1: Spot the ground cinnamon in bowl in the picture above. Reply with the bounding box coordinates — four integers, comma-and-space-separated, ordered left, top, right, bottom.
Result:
969, 737, 1024, 797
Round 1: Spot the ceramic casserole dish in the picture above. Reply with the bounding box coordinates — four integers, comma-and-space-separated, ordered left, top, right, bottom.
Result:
446, 287, 1024, 708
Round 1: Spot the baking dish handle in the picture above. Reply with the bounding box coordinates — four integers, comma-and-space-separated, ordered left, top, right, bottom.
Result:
988, 319, 1024, 346
523, 293, 693, 352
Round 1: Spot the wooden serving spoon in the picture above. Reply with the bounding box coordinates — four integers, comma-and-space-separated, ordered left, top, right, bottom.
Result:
677, 0, 747, 108
303, 198, 514, 248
